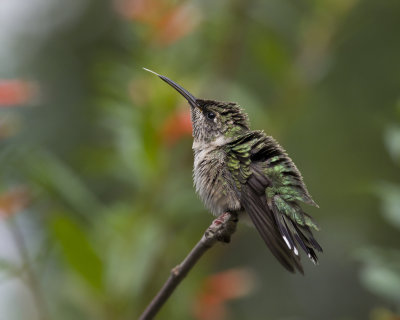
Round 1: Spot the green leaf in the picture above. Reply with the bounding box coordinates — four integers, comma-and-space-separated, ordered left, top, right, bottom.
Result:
356, 247, 400, 304
384, 125, 400, 164
360, 265, 400, 303
0, 259, 21, 278
100, 206, 166, 297
26, 150, 103, 219
51, 215, 104, 291
377, 182, 400, 230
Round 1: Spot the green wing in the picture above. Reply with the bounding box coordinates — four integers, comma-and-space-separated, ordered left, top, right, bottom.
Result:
225, 131, 322, 273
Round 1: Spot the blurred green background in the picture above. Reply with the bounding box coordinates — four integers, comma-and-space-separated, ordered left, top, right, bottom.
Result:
1, 0, 400, 319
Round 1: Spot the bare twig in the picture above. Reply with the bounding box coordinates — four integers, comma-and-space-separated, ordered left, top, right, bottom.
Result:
138, 212, 238, 320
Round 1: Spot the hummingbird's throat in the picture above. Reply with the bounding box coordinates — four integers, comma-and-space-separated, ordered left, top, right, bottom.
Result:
192, 134, 232, 150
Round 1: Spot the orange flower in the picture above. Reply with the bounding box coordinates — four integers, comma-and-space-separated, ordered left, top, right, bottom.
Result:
114, 0, 201, 46
193, 268, 255, 320
0, 80, 37, 107
161, 108, 192, 146
153, 4, 200, 46
0, 187, 31, 219
114, 0, 160, 23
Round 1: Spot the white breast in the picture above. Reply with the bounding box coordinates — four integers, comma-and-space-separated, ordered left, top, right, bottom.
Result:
192, 136, 241, 216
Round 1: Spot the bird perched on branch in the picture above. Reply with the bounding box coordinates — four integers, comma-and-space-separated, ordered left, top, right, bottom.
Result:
144, 68, 322, 273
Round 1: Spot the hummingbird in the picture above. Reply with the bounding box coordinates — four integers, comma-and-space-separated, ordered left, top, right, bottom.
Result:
144, 68, 322, 273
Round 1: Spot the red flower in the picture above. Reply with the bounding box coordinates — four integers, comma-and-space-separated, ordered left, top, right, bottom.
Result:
0, 80, 37, 107
113, 0, 201, 46
0, 187, 31, 219
153, 4, 200, 46
193, 268, 255, 320
161, 108, 192, 146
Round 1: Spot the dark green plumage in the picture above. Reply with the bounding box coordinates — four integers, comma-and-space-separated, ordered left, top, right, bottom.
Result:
144, 68, 322, 273
224, 131, 322, 272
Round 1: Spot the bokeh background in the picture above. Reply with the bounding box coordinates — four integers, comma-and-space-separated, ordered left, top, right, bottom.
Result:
1, 0, 400, 319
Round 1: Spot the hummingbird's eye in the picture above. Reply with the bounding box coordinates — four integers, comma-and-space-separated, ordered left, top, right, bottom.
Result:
206, 111, 216, 120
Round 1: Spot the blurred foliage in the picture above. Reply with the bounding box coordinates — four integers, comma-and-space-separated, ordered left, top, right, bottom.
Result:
356, 110, 400, 314
0, 0, 400, 319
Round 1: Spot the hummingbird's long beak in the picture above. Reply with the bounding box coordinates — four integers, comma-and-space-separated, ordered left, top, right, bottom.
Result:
143, 68, 199, 109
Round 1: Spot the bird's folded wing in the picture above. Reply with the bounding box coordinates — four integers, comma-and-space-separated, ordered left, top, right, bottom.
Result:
225, 131, 322, 273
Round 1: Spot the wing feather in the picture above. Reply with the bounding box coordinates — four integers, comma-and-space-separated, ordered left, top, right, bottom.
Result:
225, 131, 322, 272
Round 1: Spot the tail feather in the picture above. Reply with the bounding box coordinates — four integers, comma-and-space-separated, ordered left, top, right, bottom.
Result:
271, 203, 298, 254
290, 222, 319, 265
242, 182, 304, 273
270, 195, 322, 265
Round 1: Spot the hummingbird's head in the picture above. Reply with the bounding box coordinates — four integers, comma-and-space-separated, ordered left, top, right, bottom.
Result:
144, 68, 250, 144
190, 99, 250, 143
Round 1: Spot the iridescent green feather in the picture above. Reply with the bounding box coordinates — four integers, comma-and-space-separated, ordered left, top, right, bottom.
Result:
227, 131, 319, 232
224, 134, 258, 190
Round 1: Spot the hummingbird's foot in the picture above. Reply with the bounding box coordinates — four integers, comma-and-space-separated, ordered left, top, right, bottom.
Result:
213, 212, 229, 225
206, 212, 238, 243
